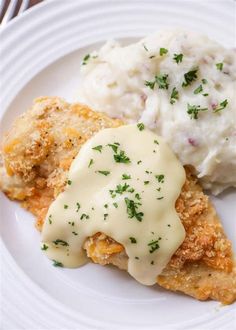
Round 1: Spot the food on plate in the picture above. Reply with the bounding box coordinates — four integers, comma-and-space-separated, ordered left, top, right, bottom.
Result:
0, 97, 235, 304
78, 30, 236, 194
41, 124, 186, 285
0, 97, 122, 228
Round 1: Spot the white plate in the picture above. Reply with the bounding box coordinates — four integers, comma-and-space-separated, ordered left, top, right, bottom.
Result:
0, 0, 236, 329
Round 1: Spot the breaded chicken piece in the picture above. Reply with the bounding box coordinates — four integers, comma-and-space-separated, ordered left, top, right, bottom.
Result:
0, 97, 235, 304
84, 170, 236, 304
0, 97, 122, 229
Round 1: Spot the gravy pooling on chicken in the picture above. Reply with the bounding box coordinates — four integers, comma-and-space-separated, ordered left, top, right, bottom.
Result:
41, 124, 185, 285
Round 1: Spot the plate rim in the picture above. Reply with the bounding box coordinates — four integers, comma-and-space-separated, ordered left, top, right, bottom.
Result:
1, 0, 235, 329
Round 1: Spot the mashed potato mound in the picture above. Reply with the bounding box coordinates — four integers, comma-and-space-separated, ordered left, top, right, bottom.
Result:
78, 30, 236, 194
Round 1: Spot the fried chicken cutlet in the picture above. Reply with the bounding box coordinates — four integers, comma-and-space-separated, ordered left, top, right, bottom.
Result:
0, 97, 235, 304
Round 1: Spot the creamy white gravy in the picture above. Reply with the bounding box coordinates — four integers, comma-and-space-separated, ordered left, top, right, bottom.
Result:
41, 124, 186, 285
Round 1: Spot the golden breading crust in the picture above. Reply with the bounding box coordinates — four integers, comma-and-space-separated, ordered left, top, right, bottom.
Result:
0, 97, 235, 304
0, 96, 122, 229
84, 170, 236, 304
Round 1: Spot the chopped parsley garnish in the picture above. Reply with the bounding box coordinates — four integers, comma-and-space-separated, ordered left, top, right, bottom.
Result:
104, 204, 108, 208
173, 53, 183, 63
144, 181, 150, 185
52, 260, 63, 267
137, 160, 142, 165
203, 93, 209, 97
122, 173, 131, 180
92, 145, 103, 153
148, 239, 160, 253
76, 202, 81, 212
108, 143, 131, 164
88, 159, 94, 168
68, 221, 75, 226
72, 231, 78, 236
109, 190, 116, 198
128, 188, 135, 193
115, 183, 130, 194
113, 202, 118, 208
216, 62, 223, 71
145, 80, 155, 90
80, 213, 89, 220
170, 87, 179, 104
154, 140, 159, 145
108, 143, 119, 153
187, 103, 208, 119
202, 78, 208, 84
167, 224, 171, 227
145, 74, 169, 90
150, 261, 154, 265
157, 197, 164, 200
194, 84, 203, 94
129, 237, 137, 244
155, 74, 169, 89
155, 174, 165, 183
114, 150, 131, 163
103, 213, 108, 220
135, 256, 139, 260
48, 214, 52, 224
135, 193, 141, 200
143, 44, 148, 51
64, 204, 68, 209
182, 68, 198, 87
53, 239, 69, 246
82, 54, 90, 65
137, 123, 145, 131
97, 170, 110, 176
156, 187, 161, 192
125, 197, 144, 222
41, 244, 48, 251
213, 99, 228, 113
160, 47, 168, 56
67, 180, 72, 185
